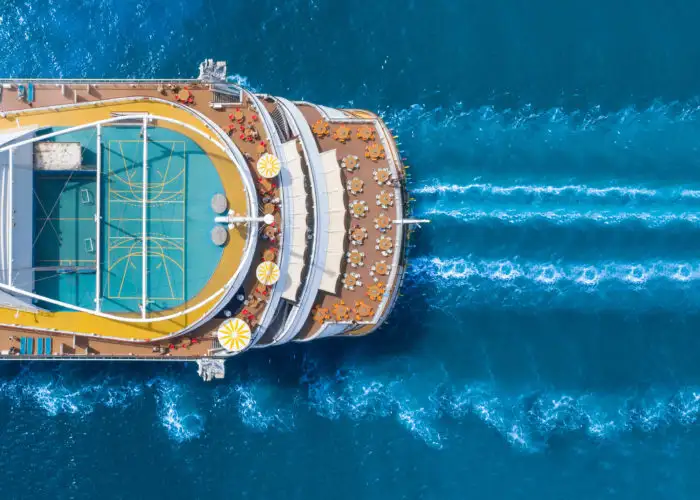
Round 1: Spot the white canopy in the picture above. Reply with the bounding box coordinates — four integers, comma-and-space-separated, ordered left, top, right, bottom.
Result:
318, 150, 347, 294
0, 126, 38, 306
281, 140, 309, 302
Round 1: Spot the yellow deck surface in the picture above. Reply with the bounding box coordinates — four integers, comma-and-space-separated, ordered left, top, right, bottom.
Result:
0, 100, 249, 340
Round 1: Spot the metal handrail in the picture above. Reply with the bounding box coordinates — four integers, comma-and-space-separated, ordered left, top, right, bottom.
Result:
269, 97, 328, 345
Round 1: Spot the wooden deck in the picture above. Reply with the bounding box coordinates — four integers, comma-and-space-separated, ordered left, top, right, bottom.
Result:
292, 104, 405, 341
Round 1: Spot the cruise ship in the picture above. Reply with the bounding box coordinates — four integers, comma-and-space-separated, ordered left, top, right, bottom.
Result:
0, 60, 420, 380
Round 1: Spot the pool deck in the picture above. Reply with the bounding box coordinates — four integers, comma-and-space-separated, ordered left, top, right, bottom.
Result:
0, 85, 277, 350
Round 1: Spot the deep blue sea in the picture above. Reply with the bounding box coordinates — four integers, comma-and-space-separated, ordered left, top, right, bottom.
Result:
4, 0, 700, 498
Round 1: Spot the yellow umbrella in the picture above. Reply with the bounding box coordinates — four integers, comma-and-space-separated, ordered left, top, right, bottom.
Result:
256, 261, 280, 285
217, 318, 252, 352
257, 153, 281, 178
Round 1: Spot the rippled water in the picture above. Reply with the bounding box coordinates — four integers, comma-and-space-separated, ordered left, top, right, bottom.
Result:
4, 0, 700, 498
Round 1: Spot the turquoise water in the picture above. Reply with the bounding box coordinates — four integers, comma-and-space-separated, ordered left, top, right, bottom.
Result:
4, 0, 700, 498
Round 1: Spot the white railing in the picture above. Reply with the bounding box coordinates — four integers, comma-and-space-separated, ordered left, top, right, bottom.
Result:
95, 124, 102, 311
269, 97, 328, 346
141, 116, 149, 318
6, 148, 13, 286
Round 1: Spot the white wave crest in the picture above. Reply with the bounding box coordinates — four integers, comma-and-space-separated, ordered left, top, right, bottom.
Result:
409, 257, 700, 287
213, 382, 295, 432
386, 101, 700, 135
0, 370, 143, 417
149, 378, 204, 443
422, 207, 700, 227
305, 368, 444, 449
413, 181, 662, 198
439, 384, 700, 449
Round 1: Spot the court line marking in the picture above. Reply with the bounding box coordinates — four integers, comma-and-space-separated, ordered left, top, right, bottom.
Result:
33, 190, 62, 243
106, 137, 186, 303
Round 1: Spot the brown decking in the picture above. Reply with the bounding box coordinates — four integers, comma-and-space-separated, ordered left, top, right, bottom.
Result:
293, 104, 404, 341
0, 82, 281, 358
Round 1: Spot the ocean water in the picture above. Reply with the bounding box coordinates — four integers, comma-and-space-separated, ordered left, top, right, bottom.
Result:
3, 0, 700, 498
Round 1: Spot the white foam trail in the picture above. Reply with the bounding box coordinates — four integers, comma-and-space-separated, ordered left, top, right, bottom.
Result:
422, 207, 700, 226
386, 101, 700, 135
439, 384, 700, 449
227, 73, 260, 93
0, 371, 143, 416
213, 382, 295, 432
301, 355, 700, 451
304, 364, 444, 449
409, 257, 700, 287
414, 181, 660, 198
149, 378, 204, 443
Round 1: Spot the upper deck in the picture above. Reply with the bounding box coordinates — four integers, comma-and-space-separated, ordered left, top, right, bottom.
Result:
0, 65, 411, 367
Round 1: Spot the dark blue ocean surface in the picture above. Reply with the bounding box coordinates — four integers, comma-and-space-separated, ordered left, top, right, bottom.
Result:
3, 0, 700, 498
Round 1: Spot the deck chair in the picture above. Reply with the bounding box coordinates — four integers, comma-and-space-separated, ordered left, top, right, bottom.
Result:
27, 83, 34, 103
26, 337, 33, 355
36, 338, 44, 355
45, 337, 52, 355
19, 337, 26, 355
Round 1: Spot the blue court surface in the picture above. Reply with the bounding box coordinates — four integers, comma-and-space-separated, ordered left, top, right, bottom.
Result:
33, 125, 225, 313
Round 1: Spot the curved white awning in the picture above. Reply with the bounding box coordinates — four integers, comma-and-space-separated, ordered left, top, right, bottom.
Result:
281, 140, 309, 302
318, 149, 348, 294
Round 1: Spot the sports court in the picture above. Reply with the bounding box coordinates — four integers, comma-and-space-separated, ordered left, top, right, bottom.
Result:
33, 125, 225, 314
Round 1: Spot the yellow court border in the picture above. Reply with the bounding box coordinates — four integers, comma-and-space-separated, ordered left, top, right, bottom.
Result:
0, 100, 249, 340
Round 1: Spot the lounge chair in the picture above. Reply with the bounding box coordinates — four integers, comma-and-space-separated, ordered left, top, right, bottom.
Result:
26, 337, 33, 355
45, 337, 52, 355
27, 82, 34, 103
37, 338, 44, 355
19, 337, 26, 355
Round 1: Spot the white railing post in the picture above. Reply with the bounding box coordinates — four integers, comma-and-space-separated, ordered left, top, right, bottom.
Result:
7, 148, 13, 286
95, 125, 102, 311
141, 115, 148, 319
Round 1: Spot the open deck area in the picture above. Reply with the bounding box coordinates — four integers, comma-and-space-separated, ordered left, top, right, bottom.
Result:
0, 71, 407, 366
33, 125, 225, 314
293, 103, 407, 340
0, 97, 253, 341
